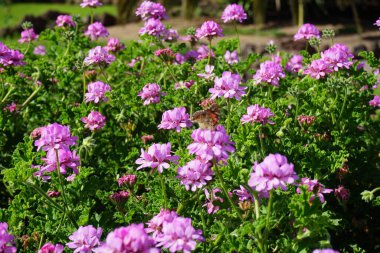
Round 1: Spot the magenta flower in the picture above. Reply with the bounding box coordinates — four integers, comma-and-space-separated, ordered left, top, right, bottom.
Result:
0, 46, 25, 66
139, 18, 166, 37
233, 185, 255, 202
174, 80, 194, 90
197, 65, 215, 80
135, 143, 179, 173
47, 191, 60, 198
67, 225, 102, 253
80, 0, 102, 8
56, 15, 76, 27
335, 185, 350, 201
374, 18, 380, 27
138, 83, 163, 105
304, 59, 332, 79
241, 104, 275, 125
297, 115, 316, 126
38, 242, 64, 253
286, 54, 303, 73
84, 46, 115, 66
203, 188, 224, 214
34, 123, 78, 151
196, 45, 214, 60
221, 4, 247, 23
163, 29, 179, 41
158, 107, 192, 132
136, 1, 167, 20
38, 148, 80, 176
253, 60, 285, 86
195, 20, 223, 40
94, 224, 159, 253
0, 222, 17, 253
294, 23, 320, 41
85, 81, 111, 103
155, 217, 204, 253
321, 43, 353, 71
313, 249, 340, 253
209, 71, 246, 100
18, 28, 38, 43
187, 125, 235, 163
3, 102, 17, 113
81, 111, 106, 131
224, 50, 239, 65
146, 209, 178, 239
33, 45, 46, 56
109, 191, 130, 203
105, 38, 124, 52
118, 174, 137, 186
85, 22, 109, 40
177, 160, 214, 191
297, 178, 333, 203
248, 154, 298, 192
369, 95, 380, 107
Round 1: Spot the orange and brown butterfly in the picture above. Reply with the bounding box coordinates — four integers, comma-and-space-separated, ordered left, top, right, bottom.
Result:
191, 99, 220, 130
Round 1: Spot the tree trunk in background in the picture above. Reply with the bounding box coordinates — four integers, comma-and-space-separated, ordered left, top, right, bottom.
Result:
349, 0, 362, 34
115, 0, 138, 24
289, 0, 298, 26
182, 0, 198, 20
253, 0, 267, 28
297, 0, 304, 26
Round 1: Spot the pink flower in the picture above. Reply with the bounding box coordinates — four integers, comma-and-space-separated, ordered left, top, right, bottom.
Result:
109, 191, 130, 203
56, 15, 76, 27
195, 20, 223, 40
38, 242, 64, 253
286, 54, 303, 73
37, 148, 80, 177
203, 188, 224, 214
0, 42, 25, 67
241, 104, 275, 125
0, 222, 17, 253
248, 154, 298, 192
146, 209, 178, 239
321, 43, 353, 71
209, 71, 246, 100
334, 185, 350, 201
80, 0, 102, 8
18, 28, 38, 43
158, 107, 192, 132
294, 23, 320, 41
297, 178, 332, 203
304, 59, 332, 79
118, 174, 137, 186
174, 80, 194, 90
3, 102, 17, 113
369, 95, 380, 107
66, 225, 102, 253
163, 29, 179, 41
33, 45, 46, 55
297, 115, 316, 126
139, 18, 166, 37
177, 160, 214, 191
136, 1, 167, 20
138, 83, 163, 105
313, 249, 340, 253
81, 111, 106, 131
34, 123, 78, 151
85, 22, 109, 40
105, 38, 124, 52
135, 143, 179, 173
155, 217, 204, 253
141, 134, 154, 144
374, 17, 380, 27
47, 191, 60, 198
221, 4, 247, 23
233, 185, 255, 202
224, 50, 239, 65
253, 60, 285, 86
197, 65, 215, 80
84, 46, 115, 66
85, 81, 111, 103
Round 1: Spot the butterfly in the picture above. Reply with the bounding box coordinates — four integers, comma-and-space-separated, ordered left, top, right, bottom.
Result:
191, 99, 220, 130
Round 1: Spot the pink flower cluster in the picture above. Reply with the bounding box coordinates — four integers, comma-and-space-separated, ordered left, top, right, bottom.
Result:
158, 107, 192, 132
221, 4, 247, 23
18, 28, 38, 43
85, 22, 109, 40
177, 159, 214, 191
369, 95, 380, 107
375, 17, 380, 27
0, 42, 25, 67
105, 38, 125, 53
0, 222, 16, 253
118, 174, 136, 186
253, 60, 285, 86
209, 71, 246, 100
38, 242, 64, 253
297, 178, 333, 203
174, 80, 194, 90
294, 23, 320, 41
241, 104, 275, 125
81, 111, 106, 131
66, 225, 102, 252
84, 46, 115, 66
195, 20, 223, 40
138, 83, 164, 105
80, 0, 102, 8
286, 54, 303, 73
85, 81, 111, 103
136, 143, 179, 173
313, 249, 340, 253
304, 59, 332, 79
34, 45, 46, 56
203, 188, 224, 214
224, 50, 239, 65
248, 154, 298, 193
56, 15, 76, 27
136, 1, 167, 21
297, 115, 316, 125
139, 18, 166, 37
109, 190, 130, 203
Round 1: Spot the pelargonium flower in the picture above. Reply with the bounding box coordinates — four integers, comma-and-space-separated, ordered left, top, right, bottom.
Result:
85, 22, 109, 40
146, 209, 178, 239
195, 20, 223, 40
374, 18, 380, 27
248, 153, 298, 192
335, 185, 350, 201
209, 71, 246, 100
221, 4, 247, 23
163, 29, 179, 41
136, 1, 167, 21
139, 18, 166, 37
47, 191, 60, 198
369, 95, 380, 107
187, 125, 235, 163
177, 160, 214, 191
294, 23, 320, 41
34, 123, 78, 151
203, 188, 224, 214
118, 174, 137, 186
39, 148, 80, 176
135, 143, 179, 173
304, 59, 332, 79
18, 28, 38, 43
84, 46, 115, 66
313, 249, 340, 253
141, 134, 154, 144
233, 185, 255, 202
321, 43, 353, 71
80, 0, 102, 8
85, 81, 111, 103
224, 50, 239, 65
0, 222, 17, 253
196, 45, 214, 60
6, 49, 25, 66
105, 38, 124, 52
34, 45, 46, 56
286, 54, 303, 73
158, 107, 192, 132
3, 102, 17, 113
138, 83, 163, 105
81, 111, 106, 131
155, 217, 204, 253
253, 60, 285, 86
38, 242, 64, 253
66, 225, 102, 253
297, 178, 333, 203
174, 80, 195, 90
93, 224, 159, 253
241, 104, 275, 125
109, 191, 130, 203
56, 15, 76, 27
297, 115, 316, 126
197, 64, 215, 79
